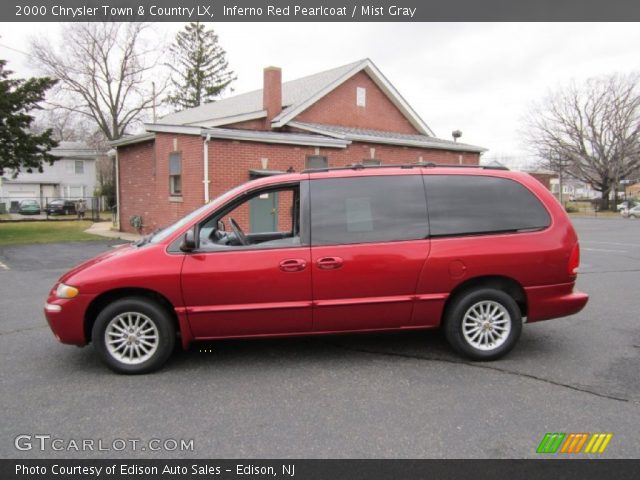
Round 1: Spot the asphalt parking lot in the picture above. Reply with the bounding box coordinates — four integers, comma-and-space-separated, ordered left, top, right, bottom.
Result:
1, 217, 638, 459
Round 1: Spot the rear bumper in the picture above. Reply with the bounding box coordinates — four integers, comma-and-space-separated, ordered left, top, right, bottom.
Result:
525, 282, 589, 323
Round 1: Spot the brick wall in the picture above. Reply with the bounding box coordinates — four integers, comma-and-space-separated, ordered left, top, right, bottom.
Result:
295, 71, 420, 134
118, 139, 155, 233
119, 133, 480, 233
527, 172, 554, 190
119, 134, 205, 234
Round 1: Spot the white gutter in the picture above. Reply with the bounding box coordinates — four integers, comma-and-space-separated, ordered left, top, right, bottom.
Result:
200, 128, 350, 148
144, 124, 204, 135
203, 133, 211, 203
108, 133, 154, 147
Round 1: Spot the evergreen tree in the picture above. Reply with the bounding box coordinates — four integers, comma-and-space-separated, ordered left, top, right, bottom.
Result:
166, 22, 236, 110
0, 59, 58, 175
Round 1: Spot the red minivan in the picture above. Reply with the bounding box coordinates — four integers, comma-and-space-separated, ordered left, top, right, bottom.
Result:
44, 165, 588, 373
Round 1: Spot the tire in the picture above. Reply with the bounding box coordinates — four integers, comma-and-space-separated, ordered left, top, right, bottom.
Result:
92, 297, 175, 374
444, 288, 522, 361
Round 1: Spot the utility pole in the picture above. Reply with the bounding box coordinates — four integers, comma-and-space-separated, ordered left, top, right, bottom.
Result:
152, 82, 157, 123
558, 157, 564, 206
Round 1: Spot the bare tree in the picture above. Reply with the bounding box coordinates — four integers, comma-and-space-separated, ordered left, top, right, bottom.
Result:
32, 109, 92, 142
30, 23, 165, 141
525, 73, 640, 210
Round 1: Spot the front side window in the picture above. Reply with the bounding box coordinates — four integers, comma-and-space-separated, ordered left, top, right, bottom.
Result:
169, 152, 182, 196
197, 184, 303, 251
310, 175, 428, 245
424, 175, 551, 237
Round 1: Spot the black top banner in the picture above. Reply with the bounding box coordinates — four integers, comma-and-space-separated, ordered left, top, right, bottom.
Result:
4, 0, 640, 22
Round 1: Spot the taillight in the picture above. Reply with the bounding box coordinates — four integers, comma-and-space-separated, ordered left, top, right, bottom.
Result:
568, 243, 580, 276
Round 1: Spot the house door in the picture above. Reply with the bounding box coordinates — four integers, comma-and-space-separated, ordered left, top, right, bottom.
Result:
250, 191, 278, 232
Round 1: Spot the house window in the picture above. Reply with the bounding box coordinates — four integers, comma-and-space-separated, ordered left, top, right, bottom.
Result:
74, 160, 84, 174
169, 152, 182, 196
305, 155, 328, 170
363, 159, 381, 166
356, 87, 366, 107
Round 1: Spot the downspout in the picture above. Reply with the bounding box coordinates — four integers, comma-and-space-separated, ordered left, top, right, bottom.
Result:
203, 133, 211, 203
113, 148, 120, 230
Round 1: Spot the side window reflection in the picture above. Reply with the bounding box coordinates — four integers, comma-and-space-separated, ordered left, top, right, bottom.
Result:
198, 186, 300, 250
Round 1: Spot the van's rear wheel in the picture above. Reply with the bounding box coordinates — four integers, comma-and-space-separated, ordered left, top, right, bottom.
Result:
92, 297, 175, 374
444, 288, 521, 361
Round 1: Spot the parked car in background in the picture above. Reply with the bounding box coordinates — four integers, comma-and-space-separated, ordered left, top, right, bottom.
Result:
44, 164, 589, 374
46, 199, 77, 216
617, 200, 639, 211
18, 199, 41, 215
621, 205, 640, 218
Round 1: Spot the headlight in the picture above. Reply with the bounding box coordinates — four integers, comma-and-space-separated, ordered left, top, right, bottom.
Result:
56, 283, 79, 299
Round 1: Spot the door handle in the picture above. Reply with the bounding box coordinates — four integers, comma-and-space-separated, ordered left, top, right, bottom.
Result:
279, 258, 307, 272
317, 256, 344, 270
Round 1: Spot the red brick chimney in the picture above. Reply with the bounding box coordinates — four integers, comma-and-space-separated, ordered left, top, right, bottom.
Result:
263, 66, 282, 129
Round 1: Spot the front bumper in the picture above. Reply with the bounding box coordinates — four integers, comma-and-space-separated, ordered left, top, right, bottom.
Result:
43, 294, 94, 346
525, 282, 589, 323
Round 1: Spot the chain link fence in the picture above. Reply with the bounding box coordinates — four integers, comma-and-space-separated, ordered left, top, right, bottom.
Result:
0, 196, 110, 222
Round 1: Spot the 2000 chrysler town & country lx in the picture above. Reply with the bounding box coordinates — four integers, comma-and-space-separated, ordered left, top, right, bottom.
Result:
44, 164, 589, 373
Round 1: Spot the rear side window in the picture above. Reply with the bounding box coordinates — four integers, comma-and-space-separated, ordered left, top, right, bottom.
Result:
424, 175, 551, 237
310, 175, 428, 245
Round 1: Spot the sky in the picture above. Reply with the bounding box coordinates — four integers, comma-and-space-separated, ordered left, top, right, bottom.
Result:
1, 22, 639, 169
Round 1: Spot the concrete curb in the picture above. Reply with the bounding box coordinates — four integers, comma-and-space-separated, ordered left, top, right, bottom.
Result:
84, 222, 142, 242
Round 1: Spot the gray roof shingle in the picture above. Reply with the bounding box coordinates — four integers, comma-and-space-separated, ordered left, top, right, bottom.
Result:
289, 122, 486, 153
158, 59, 366, 127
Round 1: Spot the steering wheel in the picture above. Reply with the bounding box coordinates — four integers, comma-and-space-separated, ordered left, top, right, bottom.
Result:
229, 218, 248, 246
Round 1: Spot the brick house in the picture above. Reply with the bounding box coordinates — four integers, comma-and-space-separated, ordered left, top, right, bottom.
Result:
112, 59, 485, 233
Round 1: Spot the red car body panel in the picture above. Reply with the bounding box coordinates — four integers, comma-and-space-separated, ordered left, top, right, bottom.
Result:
44, 167, 589, 351
181, 246, 313, 338
45, 243, 190, 347
311, 240, 430, 331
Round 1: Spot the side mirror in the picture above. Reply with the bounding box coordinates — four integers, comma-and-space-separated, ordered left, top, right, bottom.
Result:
180, 228, 197, 252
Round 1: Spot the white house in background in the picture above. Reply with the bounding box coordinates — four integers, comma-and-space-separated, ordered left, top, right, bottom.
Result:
549, 177, 600, 200
0, 141, 101, 212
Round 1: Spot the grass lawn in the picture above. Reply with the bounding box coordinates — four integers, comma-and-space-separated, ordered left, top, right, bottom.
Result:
565, 201, 622, 218
0, 221, 104, 246
568, 210, 621, 218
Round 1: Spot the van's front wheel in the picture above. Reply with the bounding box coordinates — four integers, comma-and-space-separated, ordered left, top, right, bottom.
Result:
444, 289, 522, 361
92, 297, 175, 374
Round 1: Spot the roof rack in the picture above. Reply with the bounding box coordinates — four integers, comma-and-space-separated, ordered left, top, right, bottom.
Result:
301, 162, 509, 174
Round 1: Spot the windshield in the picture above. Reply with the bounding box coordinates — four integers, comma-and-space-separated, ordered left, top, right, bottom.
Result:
147, 183, 247, 245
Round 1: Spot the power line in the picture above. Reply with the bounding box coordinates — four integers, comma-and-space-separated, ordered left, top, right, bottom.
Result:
0, 43, 32, 58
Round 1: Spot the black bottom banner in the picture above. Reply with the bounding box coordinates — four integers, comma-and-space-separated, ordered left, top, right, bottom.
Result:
3, 459, 640, 480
